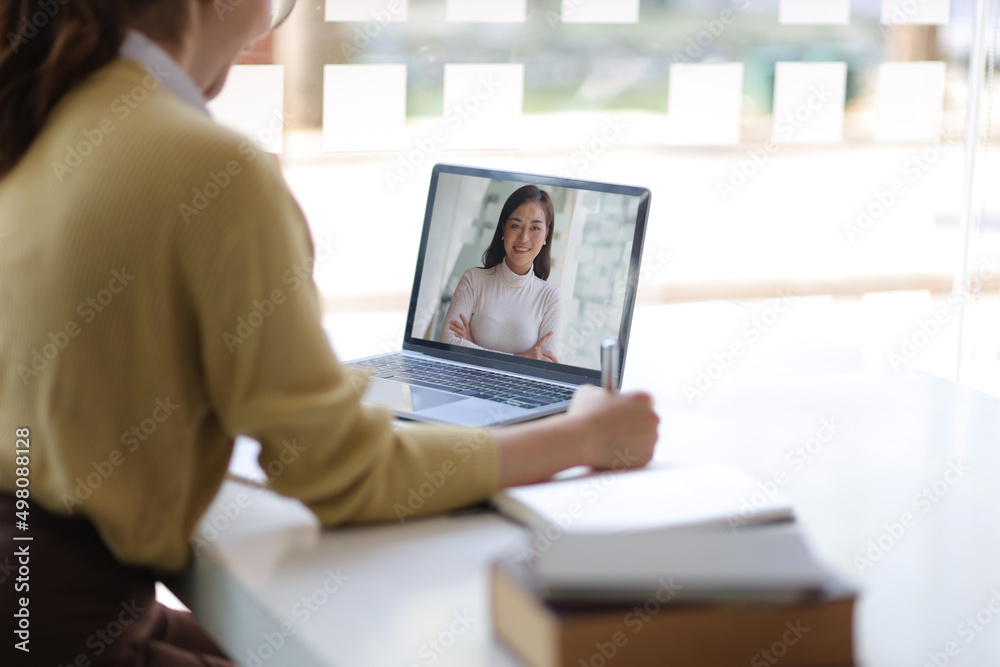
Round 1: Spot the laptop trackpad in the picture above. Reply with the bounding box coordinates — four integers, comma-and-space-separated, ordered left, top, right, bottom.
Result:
363, 378, 465, 412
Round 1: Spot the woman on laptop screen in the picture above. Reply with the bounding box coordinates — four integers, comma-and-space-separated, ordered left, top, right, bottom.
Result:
440, 185, 562, 362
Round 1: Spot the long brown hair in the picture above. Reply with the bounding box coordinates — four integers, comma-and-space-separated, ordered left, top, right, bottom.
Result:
0, 0, 186, 176
481, 185, 555, 281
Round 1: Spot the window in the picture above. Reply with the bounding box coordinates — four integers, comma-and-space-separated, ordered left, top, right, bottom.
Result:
210, 0, 1000, 397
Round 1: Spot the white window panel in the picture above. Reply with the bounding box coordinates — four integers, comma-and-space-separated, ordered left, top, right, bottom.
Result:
442, 64, 524, 150
779, 0, 850, 24
771, 62, 847, 144
325, 0, 407, 22
667, 63, 744, 146
561, 0, 640, 24
322, 64, 406, 152
446, 0, 525, 22
881, 0, 950, 25
874, 62, 947, 142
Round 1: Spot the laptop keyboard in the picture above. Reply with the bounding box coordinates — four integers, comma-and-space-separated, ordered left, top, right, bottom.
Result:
345, 354, 576, 409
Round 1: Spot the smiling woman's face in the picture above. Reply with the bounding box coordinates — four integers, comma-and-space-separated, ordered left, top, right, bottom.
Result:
502, 201, 547, 276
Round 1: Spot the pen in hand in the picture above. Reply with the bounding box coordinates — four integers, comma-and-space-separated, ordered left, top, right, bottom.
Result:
600, 337, 620, 393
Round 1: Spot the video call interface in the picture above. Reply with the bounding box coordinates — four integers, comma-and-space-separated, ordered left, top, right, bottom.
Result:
409, 171, 645, 372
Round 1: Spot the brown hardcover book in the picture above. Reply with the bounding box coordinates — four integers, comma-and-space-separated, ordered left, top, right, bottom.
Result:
492, 558, 855, 667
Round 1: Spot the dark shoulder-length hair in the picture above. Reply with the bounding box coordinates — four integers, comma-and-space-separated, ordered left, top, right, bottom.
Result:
481, 185, 555, 281
0, 1, 188, 176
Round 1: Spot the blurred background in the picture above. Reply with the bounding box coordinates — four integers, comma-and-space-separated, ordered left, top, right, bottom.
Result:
208, 0, 1000, 399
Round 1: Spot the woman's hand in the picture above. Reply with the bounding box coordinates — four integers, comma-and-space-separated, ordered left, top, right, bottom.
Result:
566, 384, 658, 470
494, 384, 659, 487
517, 332, 559, 363
448, 314, 474, 343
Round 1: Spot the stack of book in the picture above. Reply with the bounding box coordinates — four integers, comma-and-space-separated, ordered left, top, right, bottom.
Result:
489, 466, 855, 666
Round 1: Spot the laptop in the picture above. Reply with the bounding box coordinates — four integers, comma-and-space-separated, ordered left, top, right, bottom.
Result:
343, 163, 651, 426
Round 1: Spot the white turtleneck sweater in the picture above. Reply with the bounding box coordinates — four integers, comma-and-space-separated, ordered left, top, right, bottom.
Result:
440, 261, 562, 357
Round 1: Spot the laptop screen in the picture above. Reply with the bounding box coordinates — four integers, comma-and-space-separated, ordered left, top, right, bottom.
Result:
404, 164, 651, 386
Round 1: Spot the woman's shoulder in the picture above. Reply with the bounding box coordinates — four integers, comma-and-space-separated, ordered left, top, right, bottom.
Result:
535, 276, 562, 300
461, 266, 496, 283
79, 59, 269, 177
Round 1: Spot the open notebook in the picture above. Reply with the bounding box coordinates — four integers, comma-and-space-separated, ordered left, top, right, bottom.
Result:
491, 462, 794, 535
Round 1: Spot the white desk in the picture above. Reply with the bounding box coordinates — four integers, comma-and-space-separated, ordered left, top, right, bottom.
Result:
172, 305, 1000, 667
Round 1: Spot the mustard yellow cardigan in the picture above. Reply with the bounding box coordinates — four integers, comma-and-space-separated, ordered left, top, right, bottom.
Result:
0, 58, 498, 572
